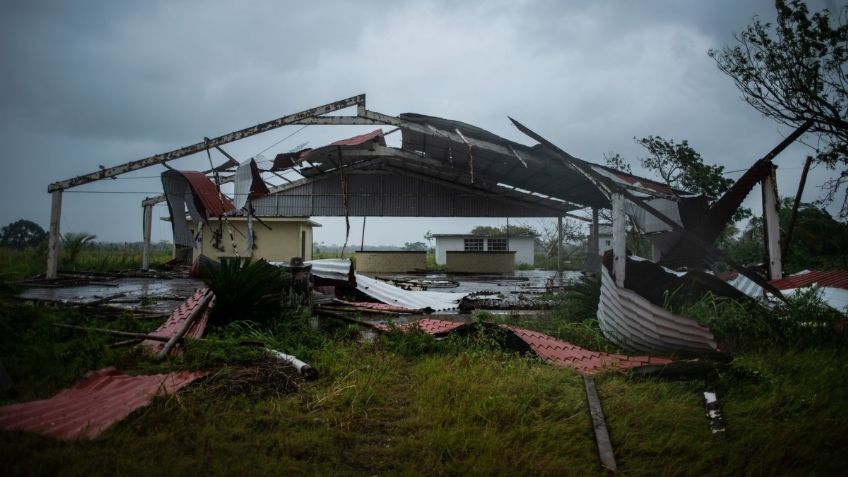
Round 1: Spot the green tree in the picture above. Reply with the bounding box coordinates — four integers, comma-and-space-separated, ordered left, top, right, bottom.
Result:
402, 241, 427, 251
470, 224, 537, 236
709, 0, 848, 217
606, 137, 751, 222
727, 198, 848, 271
0, 219, 47, 249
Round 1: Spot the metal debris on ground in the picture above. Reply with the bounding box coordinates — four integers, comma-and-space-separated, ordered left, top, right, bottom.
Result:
141, 288, 212, 357
0, 367, 206, 440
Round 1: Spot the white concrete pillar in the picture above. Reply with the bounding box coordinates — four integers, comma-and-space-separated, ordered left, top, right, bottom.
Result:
46, 190, 63, 279
762, 168, 782, 280
142, 204, 153, 270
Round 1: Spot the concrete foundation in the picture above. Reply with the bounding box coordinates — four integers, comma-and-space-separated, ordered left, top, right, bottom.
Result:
355, 251, 427, 274
446, 251, 516, 273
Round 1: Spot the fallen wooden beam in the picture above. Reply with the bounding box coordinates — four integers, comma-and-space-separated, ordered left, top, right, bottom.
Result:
584, 376, 618, 472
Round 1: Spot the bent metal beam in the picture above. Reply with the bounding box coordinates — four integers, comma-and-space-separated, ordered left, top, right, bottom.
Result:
45, 95, 366, 278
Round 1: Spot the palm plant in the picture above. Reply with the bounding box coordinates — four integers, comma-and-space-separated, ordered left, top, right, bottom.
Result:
61, 232, 96, 270
201, 257, 290, 326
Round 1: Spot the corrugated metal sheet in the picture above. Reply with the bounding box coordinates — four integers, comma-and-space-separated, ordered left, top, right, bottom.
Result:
252, 171, 562, 218
597, 267, 718, 354
505, 326, 673, 374
372, 319, 673, 374
305, 259, 356, 285
354, 274, 467, 312
177, 171, 235, 217
141, 288, 211, 355
0, 367, 206, 440
770, 270, 848, 290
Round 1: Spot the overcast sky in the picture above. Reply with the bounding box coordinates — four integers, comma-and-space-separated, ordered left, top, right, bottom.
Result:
0, 0, 843, 247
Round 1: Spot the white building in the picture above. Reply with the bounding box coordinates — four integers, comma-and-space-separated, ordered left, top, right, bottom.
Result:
432, 234, 537, 265
597, 224, 613, 255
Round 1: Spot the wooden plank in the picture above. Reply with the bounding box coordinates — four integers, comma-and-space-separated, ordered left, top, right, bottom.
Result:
584, 376, 618, 472
156, 290, 213, 360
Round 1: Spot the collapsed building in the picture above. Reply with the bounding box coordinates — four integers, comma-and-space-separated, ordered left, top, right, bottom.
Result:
44, 94, 824, 354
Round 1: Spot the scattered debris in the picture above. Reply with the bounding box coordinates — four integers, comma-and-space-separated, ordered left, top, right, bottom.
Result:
187, 359, 302, 401
266, 349, 317, 379
703, 391, 727, 439
141, 288, 212, 357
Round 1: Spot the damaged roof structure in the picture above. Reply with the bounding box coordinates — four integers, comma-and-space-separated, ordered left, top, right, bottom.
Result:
45, 94, 819, 354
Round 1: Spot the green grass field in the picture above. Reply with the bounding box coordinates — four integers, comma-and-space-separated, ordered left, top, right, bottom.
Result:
1, 249, 847, 475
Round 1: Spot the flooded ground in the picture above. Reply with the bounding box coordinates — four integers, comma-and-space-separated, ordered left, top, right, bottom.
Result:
18, 277, 205, 314
369, 269, 583, 295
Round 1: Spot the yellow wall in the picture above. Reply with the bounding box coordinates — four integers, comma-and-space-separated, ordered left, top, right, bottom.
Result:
355, 251, 427, 274
446, 251, 516, 273
190, 218, 315, 262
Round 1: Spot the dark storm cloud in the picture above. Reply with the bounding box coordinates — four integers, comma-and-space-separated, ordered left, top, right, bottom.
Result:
0, 0, 841, 244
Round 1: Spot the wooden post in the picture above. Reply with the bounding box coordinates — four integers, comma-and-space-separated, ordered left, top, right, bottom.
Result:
611, 193, 626, 287
584, 376, 618, 472
762, 167, 782, 280
591, 207, 600, 256
142, 204, 153, 270
46, 190, 63, 279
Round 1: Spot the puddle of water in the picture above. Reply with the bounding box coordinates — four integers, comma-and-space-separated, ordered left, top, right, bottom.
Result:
19, 277, 205, 314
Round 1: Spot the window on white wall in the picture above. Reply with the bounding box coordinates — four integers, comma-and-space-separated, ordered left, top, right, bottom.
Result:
488, 238, 507, 251
464, 238, 484, 251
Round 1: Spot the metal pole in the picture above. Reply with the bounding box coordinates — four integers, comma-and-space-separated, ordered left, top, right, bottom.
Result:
46, 190, 63, 279
360, 216, 366, 252
142, 204, 153, 270
557, 216, 563, 281
591, 207, 599, 256
611, 193, 626, 287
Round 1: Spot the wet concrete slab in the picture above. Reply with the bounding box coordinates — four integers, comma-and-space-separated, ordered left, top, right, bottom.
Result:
18, 277, 205, 314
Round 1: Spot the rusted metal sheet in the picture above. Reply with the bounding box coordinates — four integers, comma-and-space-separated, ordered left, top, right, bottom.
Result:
48, 95, 366, 192
0, 367, 206, 440
371, 318, 673, 374
771, 270, 848, 290
596, 266, 718, 354
176, 171, 235, 217
141, 288, 211, 356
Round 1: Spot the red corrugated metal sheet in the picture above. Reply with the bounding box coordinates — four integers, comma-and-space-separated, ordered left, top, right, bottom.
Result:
179, 171, 235, 217
333, 299, 421, 313
328, 129, 385, 147
373, 318, 672, 374
504, 326, 672, 374
141, 288, 211, 356
0, 367, 206, 440
770, 270, 848, 291
271, 129, 385, 171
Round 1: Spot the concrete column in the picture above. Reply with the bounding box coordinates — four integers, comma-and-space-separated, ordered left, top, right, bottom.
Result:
762, 167, 782, 280
46, 190, 63, 279
142, 204, 153, 270
611, 194, 626, 287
